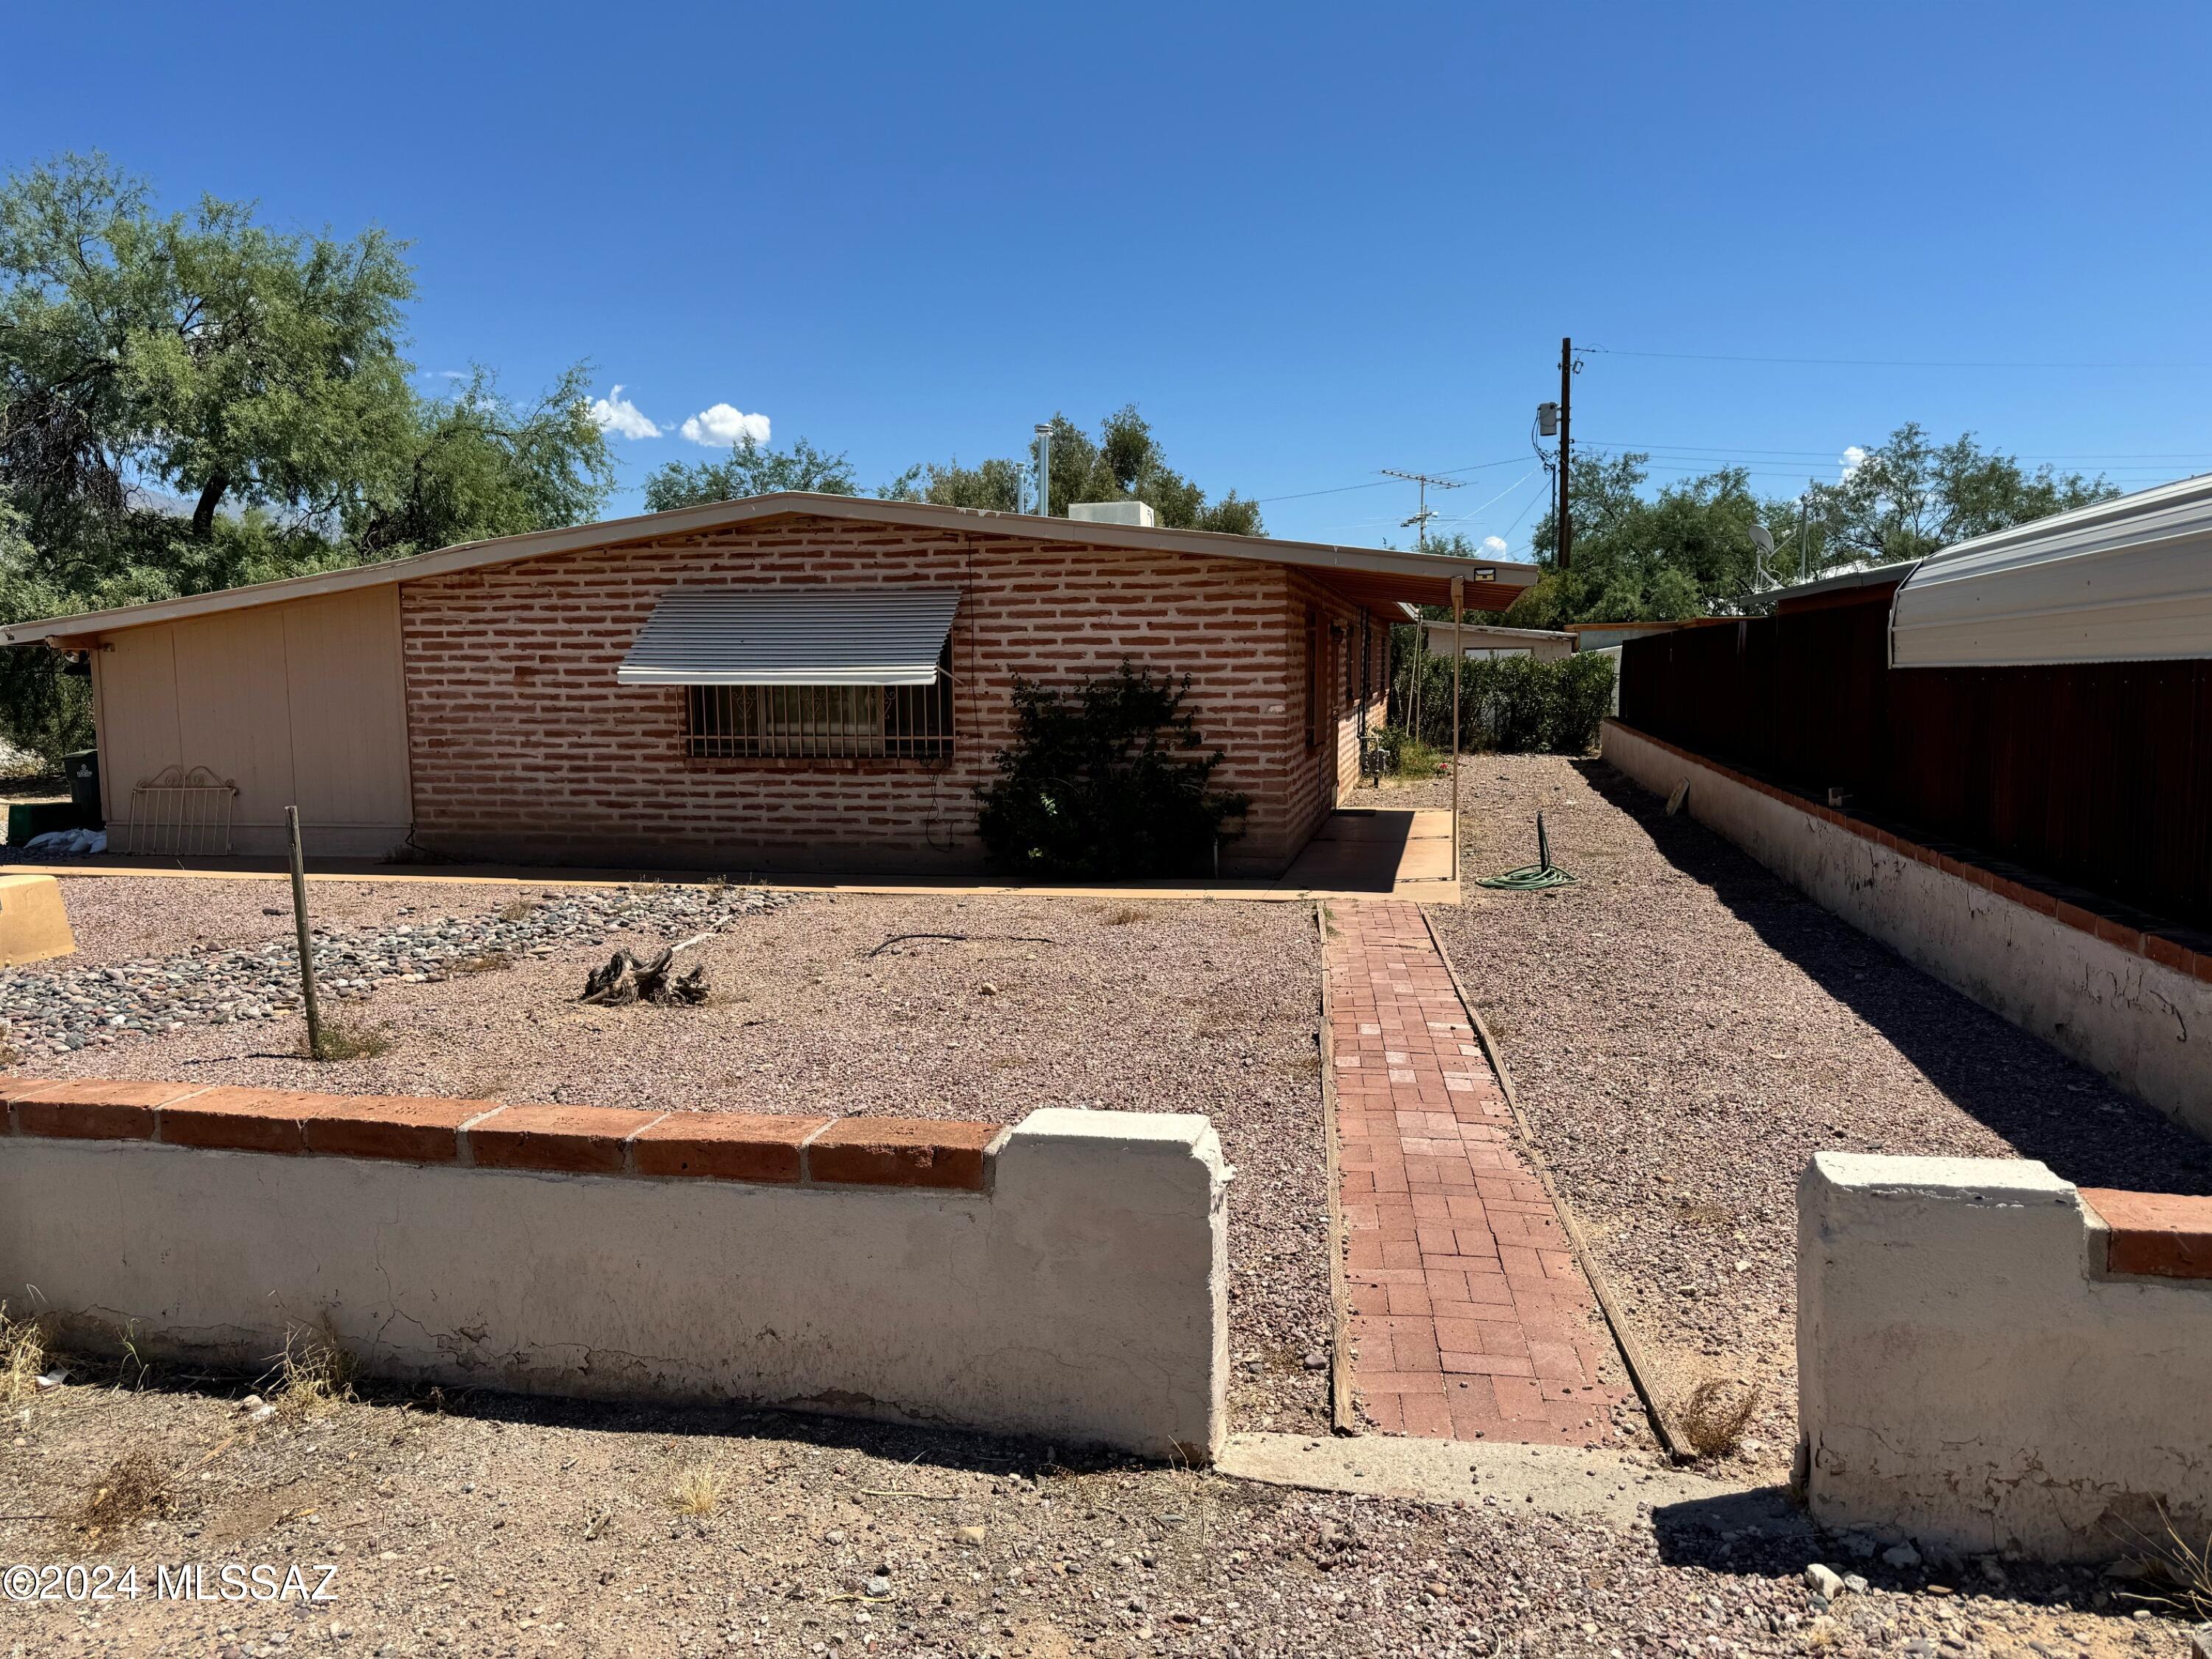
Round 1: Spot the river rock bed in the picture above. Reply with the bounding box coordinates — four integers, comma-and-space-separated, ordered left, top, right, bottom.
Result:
0, 883, 801, 1059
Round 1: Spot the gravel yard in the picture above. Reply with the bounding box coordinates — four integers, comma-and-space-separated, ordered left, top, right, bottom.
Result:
0, 1377, 2185, 1659
8, 879, 1330, 1432
1416, 755, 2212, 1479
1, 863, 2201, 1659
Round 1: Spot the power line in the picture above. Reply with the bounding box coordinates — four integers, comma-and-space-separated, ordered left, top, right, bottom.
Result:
1580, 438, 2212, 463
1579, 345, 2211, 371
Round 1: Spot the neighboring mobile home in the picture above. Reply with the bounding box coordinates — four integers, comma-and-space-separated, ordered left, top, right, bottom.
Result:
1405, 614, 1576, 661
3, 493, 1534, 875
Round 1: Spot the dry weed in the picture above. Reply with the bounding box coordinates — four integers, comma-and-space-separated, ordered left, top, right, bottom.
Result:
73, 1450, 171, 1540
302, 1020, 394, 1062
669, 1465, 726, 1517
2113, 1506, 2212, 1620
1102, 906, 1147, 925
1677, 1377, 1761, 1459
1, 1302, 46, 1405
271, 1324, 358, 1419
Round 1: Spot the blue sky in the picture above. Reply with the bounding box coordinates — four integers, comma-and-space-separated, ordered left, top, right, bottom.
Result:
7, 1, 2211, 553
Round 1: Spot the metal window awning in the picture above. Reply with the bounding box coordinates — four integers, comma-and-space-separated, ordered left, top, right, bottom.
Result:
616, 588, 960, 686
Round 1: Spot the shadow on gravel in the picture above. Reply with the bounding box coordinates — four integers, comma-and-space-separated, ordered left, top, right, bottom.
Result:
1651, 1484, 2135, 1616
1652, 1482, 1815, 1571
1571, 759, 2212, 1197
46, 1358, 1125, 1481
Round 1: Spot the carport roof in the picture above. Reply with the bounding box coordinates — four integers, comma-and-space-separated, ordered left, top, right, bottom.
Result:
1, 492, 1539, 645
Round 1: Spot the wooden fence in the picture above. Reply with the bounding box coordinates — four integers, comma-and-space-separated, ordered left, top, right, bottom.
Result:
1619, 590, 2212, 930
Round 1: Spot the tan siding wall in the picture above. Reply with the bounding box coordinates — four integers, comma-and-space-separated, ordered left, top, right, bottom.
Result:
89, 588, 412, 858
397, 518, 1341, 874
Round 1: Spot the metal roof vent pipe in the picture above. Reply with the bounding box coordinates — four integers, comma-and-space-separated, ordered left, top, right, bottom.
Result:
1034, 422, 1053, 516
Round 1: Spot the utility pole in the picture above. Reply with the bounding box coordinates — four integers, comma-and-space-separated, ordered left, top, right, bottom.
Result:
1033, 423, 1053, 516
1380, 469, 1467, 551
1557, 336, 1574, 573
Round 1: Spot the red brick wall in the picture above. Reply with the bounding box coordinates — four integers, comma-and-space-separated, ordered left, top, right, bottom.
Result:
1277, 571, 1389, 851
397, 515, 1379, 874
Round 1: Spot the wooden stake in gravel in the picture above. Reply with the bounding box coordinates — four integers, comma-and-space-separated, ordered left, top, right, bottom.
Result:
286, 804, 324, 1062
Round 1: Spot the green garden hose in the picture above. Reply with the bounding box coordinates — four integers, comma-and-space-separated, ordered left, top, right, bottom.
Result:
1474, 863, 1576, 890
1474, 812, 1577, 890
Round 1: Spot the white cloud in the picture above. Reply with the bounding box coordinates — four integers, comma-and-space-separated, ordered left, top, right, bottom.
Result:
1840, 445, 1868, 481
680, 403, 771, 448
588, 385, 661, 441
1481, 535, 1509, 556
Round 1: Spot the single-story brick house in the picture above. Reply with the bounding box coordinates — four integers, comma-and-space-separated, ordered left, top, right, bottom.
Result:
3, 493, 1534, 874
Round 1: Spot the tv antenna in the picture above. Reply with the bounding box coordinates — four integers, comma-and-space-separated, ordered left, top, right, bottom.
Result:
1381, 469, 1467, 550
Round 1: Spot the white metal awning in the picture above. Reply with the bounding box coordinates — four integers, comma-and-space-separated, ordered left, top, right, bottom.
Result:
616, 588, 960, 686
1891, 474, 2212, 667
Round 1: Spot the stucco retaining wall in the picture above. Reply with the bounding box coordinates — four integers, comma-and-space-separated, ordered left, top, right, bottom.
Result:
1601, 720, 2212, 1140
0, 1082, 1229, 1461
1798, 1152, 2212, 1562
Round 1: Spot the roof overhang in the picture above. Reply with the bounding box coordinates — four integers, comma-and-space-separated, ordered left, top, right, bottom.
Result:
0, 493, 1540, 644
1764, 559, 1921, 613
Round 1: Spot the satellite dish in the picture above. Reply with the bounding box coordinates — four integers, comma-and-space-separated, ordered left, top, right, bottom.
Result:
1749, 524, 1775, 557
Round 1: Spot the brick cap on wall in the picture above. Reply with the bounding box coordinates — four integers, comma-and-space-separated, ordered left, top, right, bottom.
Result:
1802, 1152, 2211, 1284
0, 1079, 1004, 1193
1606, 720, 2212, 986
2080, 1188, 2212, 1281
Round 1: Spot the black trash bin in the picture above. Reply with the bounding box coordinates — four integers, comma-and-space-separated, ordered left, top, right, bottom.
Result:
63, 748, 100, 823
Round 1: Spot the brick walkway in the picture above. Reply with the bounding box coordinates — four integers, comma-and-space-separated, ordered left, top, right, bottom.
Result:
1327, 901, 1627, 1445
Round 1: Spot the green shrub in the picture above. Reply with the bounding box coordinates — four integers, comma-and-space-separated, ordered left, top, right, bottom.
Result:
1366, 724, 1442, 777
1389, 651, 1615, 755
975, 663, 1248, 879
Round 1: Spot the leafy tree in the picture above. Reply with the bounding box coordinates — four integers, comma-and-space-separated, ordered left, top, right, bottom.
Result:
883, 406, 1263, 535
1503, 453, 1773, 627
0, 498, 89, 762
875, 455, 1025, 511
642, 435, 858, 511
0, 153, 417, 559
1801, 422, 2115, 567
975, 662, 1248, 878
1498, 422, 2110, 632
352, 364, 614, 557
0, 152, 615, 766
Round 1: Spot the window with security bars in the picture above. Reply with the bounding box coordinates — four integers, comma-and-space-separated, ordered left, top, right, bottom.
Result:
684, 646, 954, 760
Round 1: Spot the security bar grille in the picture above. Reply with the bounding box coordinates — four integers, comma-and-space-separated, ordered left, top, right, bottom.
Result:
685, 660, 955, 760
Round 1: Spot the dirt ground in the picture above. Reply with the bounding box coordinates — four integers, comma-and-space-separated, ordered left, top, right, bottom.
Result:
1411, 754, 2212, 1481
21, 880, 1331, 1435
3, 1374, 2194, 1659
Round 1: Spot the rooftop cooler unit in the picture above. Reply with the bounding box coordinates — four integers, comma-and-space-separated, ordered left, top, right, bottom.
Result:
1068, 500, 1158, 529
